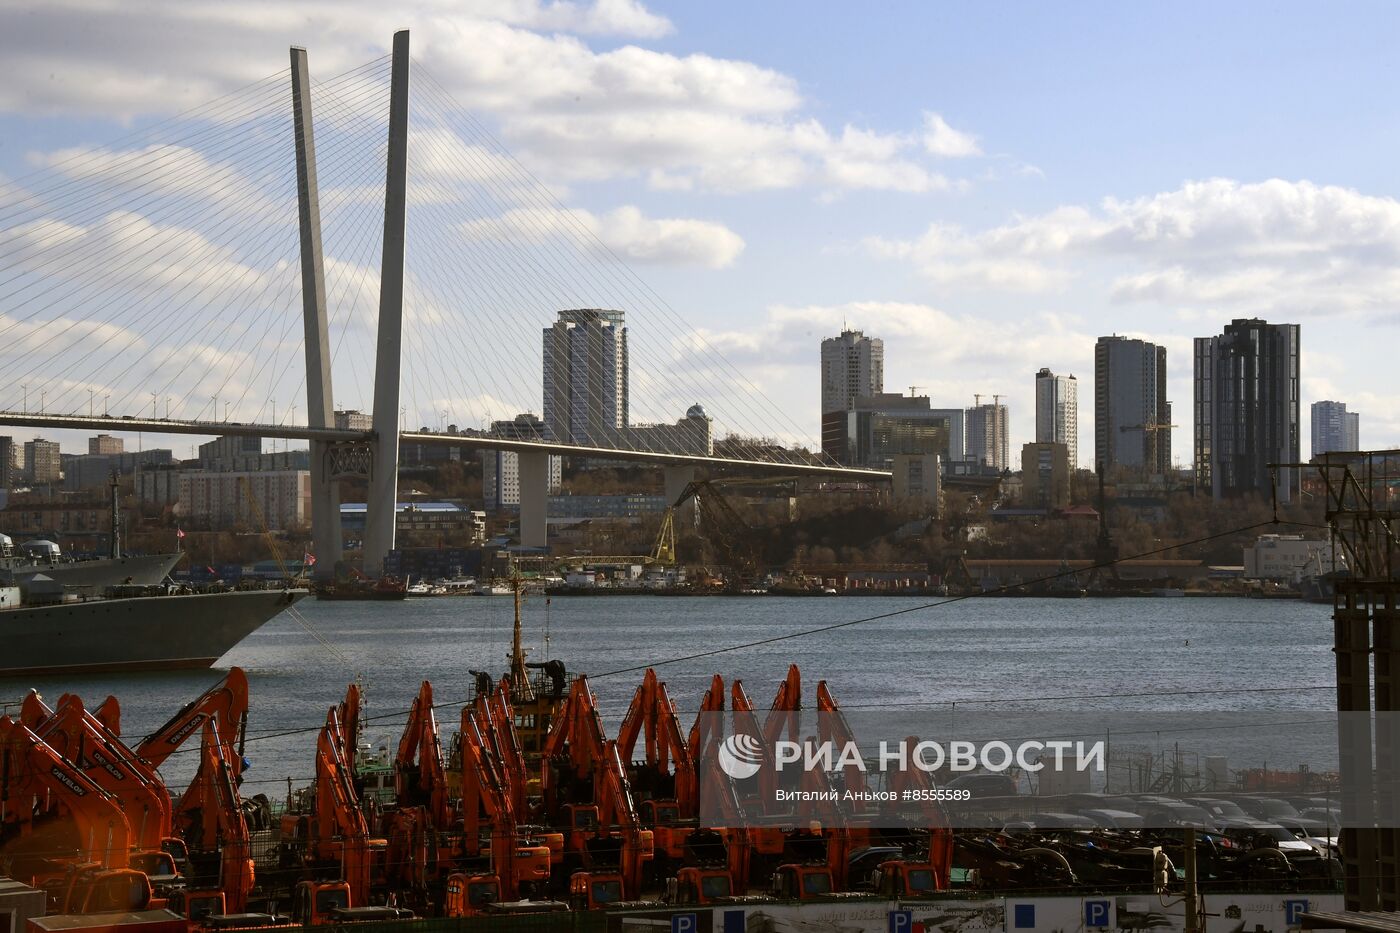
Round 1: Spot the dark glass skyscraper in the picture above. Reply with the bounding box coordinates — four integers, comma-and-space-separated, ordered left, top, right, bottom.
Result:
1193, 318, 1300, 501
1094, 336, 1170, 474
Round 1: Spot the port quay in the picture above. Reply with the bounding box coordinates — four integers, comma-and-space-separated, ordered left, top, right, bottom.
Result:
3, 8, 1400, 933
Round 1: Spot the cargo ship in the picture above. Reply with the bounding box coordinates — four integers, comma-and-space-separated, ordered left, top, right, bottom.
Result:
0, 584, 307, 676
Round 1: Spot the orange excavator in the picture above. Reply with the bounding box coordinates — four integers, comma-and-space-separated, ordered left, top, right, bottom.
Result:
378, 681, 450, 908
480, 681, 528, 816
171, 718, 255, 916
275, 689, 406, 925
0, 716, 151, 915
815, 682, 953, 895
308, 704, 374, 906
447, 701, 551, 915
541, 676, 653, 906
20, 693, 184, 882
616, 668, 697, 863
393, 681, 450, 828
651, 674, 746, 905
727, 677, 787, 879
877, 734, 955, 897
761, 667, 851, 897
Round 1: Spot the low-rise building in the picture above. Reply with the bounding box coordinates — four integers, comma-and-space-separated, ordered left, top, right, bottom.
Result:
2, 500, 108, 536
624, 405, 713, 456
340, 501, 485, 544
178, 470, 310, 530
891, 453, 940, 510
1021, 442, 1071, 510
1243, 534, 1338, 582
89, 434, 124, 455
334, 409, 374, 432
547, 493, 668, 520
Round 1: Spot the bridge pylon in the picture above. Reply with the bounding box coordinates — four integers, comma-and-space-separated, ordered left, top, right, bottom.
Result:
290, 45, 342, 580
363, 29, 411, 576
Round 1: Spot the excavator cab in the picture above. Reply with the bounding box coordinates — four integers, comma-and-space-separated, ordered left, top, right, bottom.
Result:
443, 873, 501, 917
514, 842, 553, 884
160, 836, 190, 867
562, 803, 600, 852
58, 867, 154, 914
167, 888, 227, 921
129, 850, 181, 887
668, 867, 734, 905
640, 800, 681, 825
873, 860, 938, 897
770, 864, 833, 901
569, 871, 624, 910
290, 881, 350, 925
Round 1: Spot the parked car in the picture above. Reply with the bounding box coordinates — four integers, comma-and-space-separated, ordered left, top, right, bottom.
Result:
946, 772, 1018, 797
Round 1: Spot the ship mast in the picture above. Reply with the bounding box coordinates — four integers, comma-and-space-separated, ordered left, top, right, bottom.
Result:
508, 566, 534, 702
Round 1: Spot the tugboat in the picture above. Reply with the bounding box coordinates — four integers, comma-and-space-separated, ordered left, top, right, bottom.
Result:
312, 572, 408, 601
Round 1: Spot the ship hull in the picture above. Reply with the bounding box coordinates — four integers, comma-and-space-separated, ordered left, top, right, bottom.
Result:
3, 552, 183, 588
0, 588, 307, 676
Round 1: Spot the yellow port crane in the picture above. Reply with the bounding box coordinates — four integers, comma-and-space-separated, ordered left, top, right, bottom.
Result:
237, 475, 296, 580
650, 477, 798, 583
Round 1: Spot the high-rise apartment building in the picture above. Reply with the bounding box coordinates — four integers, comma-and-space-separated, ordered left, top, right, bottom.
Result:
1311, 400, 1360, 458
0, 436, 17, 488
1034, 368, 1079, 469
24, 437, 61, 484
820, 330, 884, 455
1094, 336, 1171, 474
88, 434, 123, 455
542, 309, 628, 446
965, 399, 1009, 470
481, 414, 562, 511
1194, 318, 1300, 501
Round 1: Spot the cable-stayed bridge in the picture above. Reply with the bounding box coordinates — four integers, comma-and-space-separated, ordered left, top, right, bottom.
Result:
0, 31, 889, 576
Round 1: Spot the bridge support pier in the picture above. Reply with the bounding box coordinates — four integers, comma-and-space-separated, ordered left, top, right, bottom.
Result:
664, 464, 697, 529
518, 451, 549, 550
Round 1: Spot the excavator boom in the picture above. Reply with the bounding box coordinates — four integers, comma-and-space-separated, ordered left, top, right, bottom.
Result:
137, 668, 249, 774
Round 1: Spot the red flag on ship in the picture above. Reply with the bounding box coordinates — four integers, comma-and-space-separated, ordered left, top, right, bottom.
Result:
303, 552, 316, 566
176, 528, 186, 539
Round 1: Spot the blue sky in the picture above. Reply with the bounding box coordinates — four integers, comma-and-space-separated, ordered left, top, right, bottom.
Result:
1, 0, 1396, 461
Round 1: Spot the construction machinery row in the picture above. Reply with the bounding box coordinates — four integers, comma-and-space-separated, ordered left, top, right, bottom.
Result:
1, 602, 1338, 932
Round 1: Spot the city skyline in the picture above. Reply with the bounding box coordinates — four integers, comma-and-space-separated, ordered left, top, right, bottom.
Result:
0, 3, 1397, 459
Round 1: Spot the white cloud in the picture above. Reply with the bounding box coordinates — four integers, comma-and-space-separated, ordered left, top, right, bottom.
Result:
922, 112, 981, 158
26, 144, 282, 221
6, 210, 272, 295
461, 204, 744, 268
871, 178, 1400, 315
0, 1, 973, 197
477, 0, 673, 37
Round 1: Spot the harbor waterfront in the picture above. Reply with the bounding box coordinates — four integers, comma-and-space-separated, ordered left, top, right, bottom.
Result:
0, 595, 1332, 790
